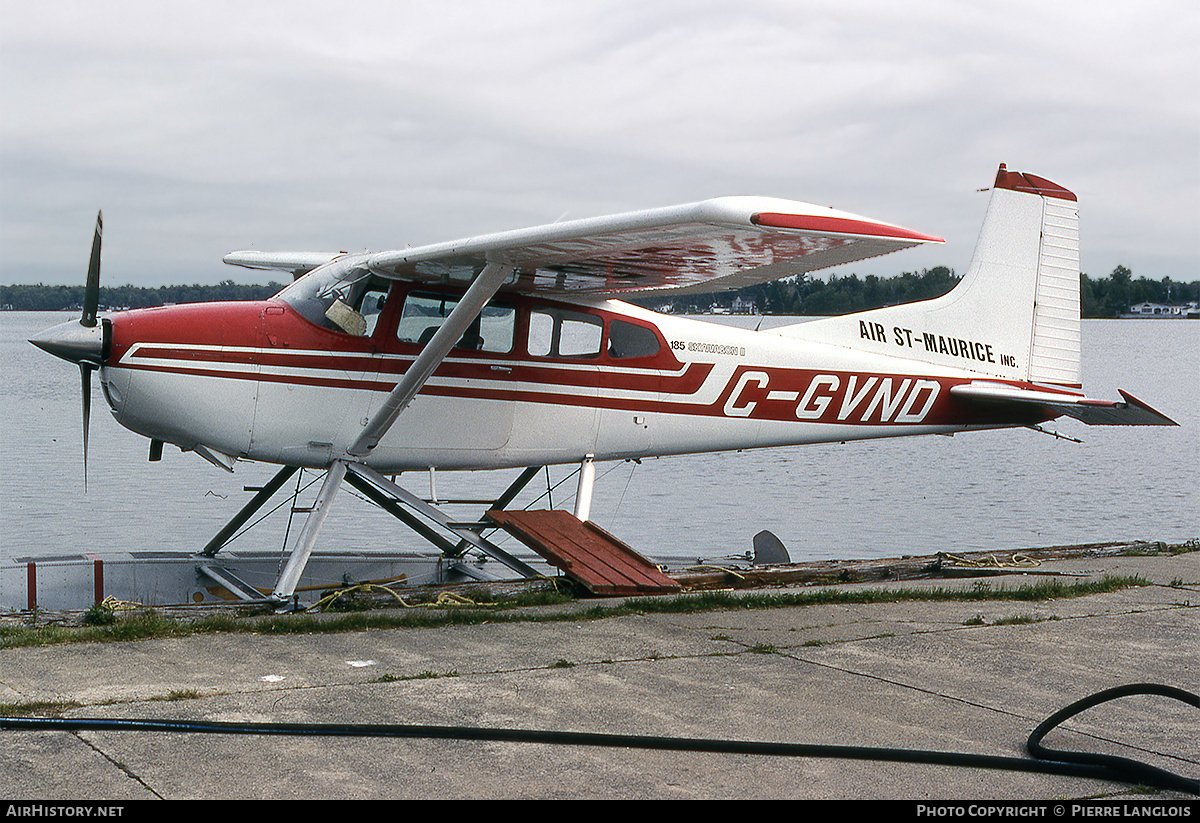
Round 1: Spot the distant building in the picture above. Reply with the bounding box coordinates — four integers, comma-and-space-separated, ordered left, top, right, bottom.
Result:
1123, 301, 1199, 319
731, 295, 759, 314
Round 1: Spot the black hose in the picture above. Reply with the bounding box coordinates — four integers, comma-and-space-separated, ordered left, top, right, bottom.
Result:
3, 683, 1195, 794
1025, 683, 1198, 795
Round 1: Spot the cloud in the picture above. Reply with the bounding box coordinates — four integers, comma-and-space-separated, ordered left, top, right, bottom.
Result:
1, 0, 1196, 286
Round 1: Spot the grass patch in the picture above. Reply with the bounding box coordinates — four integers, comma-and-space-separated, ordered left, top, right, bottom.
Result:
81, 603, 116, 626
993, 614, 1060, 626
0, 700, 82, 717
992, 613, 1040, 626
1121, 540, 1199, 557
0, 575, 1150, 650
620, 575, 1147, 615
375, 670, 458, 683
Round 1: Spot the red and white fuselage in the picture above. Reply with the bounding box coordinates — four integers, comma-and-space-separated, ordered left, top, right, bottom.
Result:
94, 164, 1174, 478
99, 293, 1053, 474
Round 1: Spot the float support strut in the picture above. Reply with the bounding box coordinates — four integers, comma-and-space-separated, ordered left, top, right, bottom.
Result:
574, 454, 596, 522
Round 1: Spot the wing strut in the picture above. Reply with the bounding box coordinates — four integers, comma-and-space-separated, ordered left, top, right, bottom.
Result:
266, 263, 513, 606
347, 261, 512, 458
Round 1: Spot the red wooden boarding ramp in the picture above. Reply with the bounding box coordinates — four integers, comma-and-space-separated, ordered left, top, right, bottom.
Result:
485, 509, 681, 596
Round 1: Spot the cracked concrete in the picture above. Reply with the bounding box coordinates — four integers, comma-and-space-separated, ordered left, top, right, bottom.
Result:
0, 552, 1196, 799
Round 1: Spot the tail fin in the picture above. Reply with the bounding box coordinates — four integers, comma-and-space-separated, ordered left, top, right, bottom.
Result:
776, 165, 1081, 387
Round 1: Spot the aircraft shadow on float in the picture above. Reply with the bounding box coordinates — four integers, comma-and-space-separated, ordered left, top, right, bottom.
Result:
31, 164, 1177, 608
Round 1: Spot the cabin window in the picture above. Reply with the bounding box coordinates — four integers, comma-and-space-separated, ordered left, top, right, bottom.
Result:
608, 319, 661, 359
396, 292, 515, 353
528, 308, 603, 358
357, 287, 389, 337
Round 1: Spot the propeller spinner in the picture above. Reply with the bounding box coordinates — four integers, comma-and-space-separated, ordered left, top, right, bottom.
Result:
29, 211, 108, 486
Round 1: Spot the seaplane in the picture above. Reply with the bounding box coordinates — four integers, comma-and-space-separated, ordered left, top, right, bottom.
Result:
30, 164, 1177, 607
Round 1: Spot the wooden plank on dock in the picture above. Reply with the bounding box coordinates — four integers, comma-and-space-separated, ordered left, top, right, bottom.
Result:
486, 509, 680, 596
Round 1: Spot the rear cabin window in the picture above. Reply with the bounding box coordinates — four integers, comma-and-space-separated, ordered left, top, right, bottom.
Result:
396, 292, 515, 353
529, 308, 603, 358
607, 319, 661, 359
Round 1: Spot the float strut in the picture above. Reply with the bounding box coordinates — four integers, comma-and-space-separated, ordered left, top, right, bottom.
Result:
200, 465, 299, 557
573, 454, 596, 522
271, 461, 347, 602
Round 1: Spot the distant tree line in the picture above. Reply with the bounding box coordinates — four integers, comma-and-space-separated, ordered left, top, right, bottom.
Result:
0, 280, 286, 311
643, 266, 963, 316
636, 265, 1200, 318
1080, 266, 1199, 317
2, 267, 1195, 318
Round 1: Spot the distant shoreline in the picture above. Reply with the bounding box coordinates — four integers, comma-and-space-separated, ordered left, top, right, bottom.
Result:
2, 266, 1196, 319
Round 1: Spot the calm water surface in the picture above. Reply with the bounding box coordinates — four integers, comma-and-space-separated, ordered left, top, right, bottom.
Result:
1, 312, 1195, 566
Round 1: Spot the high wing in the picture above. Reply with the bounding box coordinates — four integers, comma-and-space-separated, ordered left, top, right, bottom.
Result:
950, 383, 1179, 426
226, 196, 943, 296
367, 196, 943, 295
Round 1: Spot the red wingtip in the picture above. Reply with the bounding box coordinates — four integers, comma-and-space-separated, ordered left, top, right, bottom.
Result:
751, 213, 944, 244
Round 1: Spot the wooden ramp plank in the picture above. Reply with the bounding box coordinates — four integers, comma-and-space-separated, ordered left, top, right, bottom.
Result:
488, 510, 652, 593
486, 510, 680, 596
518, 512, 662, 588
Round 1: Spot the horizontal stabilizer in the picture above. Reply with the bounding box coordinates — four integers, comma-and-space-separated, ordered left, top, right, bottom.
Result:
950, 383, 1178, 426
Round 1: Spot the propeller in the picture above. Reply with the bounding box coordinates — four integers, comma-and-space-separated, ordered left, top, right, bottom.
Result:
29, 211, 107, 488
79, 211, 102, 487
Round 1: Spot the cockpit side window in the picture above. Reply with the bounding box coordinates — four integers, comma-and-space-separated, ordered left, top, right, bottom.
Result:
357, 286, 389, 337
396, 292, 515, 353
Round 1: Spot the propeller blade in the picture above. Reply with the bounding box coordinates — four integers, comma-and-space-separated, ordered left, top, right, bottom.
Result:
81, 210, 102, 489
30, 210, 106, 489
80, 363, 93, 490
82, 211, 102, 328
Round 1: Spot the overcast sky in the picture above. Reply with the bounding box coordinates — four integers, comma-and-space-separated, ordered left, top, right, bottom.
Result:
1, 0, 1196, 288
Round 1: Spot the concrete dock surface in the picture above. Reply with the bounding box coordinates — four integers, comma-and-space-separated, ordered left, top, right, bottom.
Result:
1, 550, 1196, 800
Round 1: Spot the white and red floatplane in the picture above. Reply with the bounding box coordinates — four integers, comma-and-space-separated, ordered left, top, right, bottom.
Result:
31, 164, 1177, 606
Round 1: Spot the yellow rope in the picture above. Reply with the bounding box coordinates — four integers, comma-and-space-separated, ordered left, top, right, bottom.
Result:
684, 565, 748, 580
943, 553, 1041, 568
310, 584, 506, 611
434, 591, 494, 607
311, 583, 411, 612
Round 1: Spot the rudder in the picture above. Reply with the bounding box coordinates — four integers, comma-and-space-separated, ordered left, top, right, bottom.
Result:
775, 164, 1081, 387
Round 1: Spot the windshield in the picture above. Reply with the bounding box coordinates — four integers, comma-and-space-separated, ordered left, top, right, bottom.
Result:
276, 257, 389, 335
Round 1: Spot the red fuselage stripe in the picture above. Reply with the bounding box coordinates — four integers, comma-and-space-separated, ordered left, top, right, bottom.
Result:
115, 350, 1050, 426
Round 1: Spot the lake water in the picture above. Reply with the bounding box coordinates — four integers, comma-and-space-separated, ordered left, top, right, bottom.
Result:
1, 312, 1196, 570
